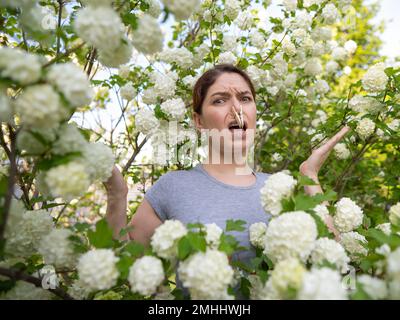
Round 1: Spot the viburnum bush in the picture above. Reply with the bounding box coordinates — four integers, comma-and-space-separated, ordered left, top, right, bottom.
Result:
0, 0, 399, 300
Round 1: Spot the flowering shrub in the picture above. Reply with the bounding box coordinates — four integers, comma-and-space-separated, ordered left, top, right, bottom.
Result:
0, 0, 399, 300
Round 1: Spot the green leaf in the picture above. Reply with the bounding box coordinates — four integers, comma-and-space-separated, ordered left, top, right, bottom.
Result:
178, 237, 192, 260
87, 219, 114, 249
123, 242, 144, 258
239, 277, 251, 299
116, 255, 134, 280
186, 232, 207, 252
225, 219, 246, 232
218, 234, 239, 256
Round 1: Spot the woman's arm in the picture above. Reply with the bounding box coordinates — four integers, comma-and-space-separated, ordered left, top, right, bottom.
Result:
104, 166, 163, 245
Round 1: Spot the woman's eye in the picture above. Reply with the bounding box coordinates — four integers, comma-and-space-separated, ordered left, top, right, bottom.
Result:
213, 99, 225, 104
242, 96, 252, 102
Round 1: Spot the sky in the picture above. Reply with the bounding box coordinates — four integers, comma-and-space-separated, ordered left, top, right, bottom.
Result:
371, 0, 400, 59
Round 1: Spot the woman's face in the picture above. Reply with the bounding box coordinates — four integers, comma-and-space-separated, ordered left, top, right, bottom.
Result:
193, 72, 257, 162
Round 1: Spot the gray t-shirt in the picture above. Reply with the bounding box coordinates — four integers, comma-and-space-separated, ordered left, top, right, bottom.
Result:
144, 163, 272, 263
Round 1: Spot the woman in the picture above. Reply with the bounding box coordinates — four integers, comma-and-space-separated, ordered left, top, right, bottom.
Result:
104, 64, 350, 262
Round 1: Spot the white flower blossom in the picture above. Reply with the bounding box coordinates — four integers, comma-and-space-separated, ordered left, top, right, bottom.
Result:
5, 209, 54, 258
135, 108, 159, 135
321, 3, 339, 24
178, 249, 234, 299
270, 258, 306, 298
0, 47, 41, 85
356, 118, 375, 140
160, 98, 186, 120
344, 40, 357, 54
298, 267, 347, 300
77, 249, 120, 291
52, 123, 87, 156
46, 63, 93, 108
74, 6, 126, 52
224, 0, 241, 20
333, 197, 363, 233
304, 58, 323, 77
162, 0, 200, 21
120, 82, 137, 101
249, 222, 267, 249
218, 51, 237, 65
131, 14, 163, 54
1, 281, 54, 300
45, 162, 91, 201
362, 62, 388, 93
38, 228, 78, 269
260, 171, 297, 216
128, 256, 165, 296
389, 202, 400, 226
158, 47, 193, 69
151, 220, 188, 259
358, 275, 387, 300
334, 143, 351, 160
204, 223, 223, 249
15, 84, 68, 129
80, 142, 115, 182
263, 211, 318, 263
310, 237, 350, 272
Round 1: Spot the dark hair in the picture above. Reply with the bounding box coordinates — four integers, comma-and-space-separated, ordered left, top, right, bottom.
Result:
192, 64, 256, 115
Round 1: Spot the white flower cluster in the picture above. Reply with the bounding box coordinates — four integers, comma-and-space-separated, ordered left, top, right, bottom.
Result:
270, 258, 306, 298
349, 95, 383, 115
310, 238, 350, 272
263, 211, 317, 263
51, 123, 87, 156
282, 0, 297, 12
135, 108, 160, 135
77, 249, 120, 291
362, 62, 388, 93
298, 267, 347, 300
145, 70, 178, 102
162, 0, 200, 20
248, 275, 279, 300
0, 47, 41, 85
356, 118, 375, 140
46, 63, 93, 108
120, 82, 137, 101
1, 281, 54, 300
158, 47, 194, 69
357, 275, 387, 300
80, 142, 115, 182
160, 98, 186, 120
38, 228, 78, 269
131, 14, 163, 54
151, 220, 188, 259
178, 249, 234, 299
304, 58, 323, 77
44, 162, 90, 201
333, 197, 363, 233
204, 223, 223, 249
334, 143, 351, 160
389, 202, 400, 226
74, 5, 131, 67
260, 171, 297, 216
249, 222, 267, 249
313, 204, 330, 222
5, 209, 54, 258
15, 84, 68, 129
339, 231, 368, 262
321, 3, 340, 24
224, 0, 241, 20
128, 256, 165, 296
17, 127, 57, 155
218, 51, 237, 65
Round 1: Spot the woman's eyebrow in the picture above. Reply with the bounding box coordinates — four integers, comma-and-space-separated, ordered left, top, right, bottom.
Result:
210, 90, 251, 97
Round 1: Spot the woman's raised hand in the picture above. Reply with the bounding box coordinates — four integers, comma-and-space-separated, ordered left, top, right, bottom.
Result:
299, 125, 351, 179
103, 165, 128, 196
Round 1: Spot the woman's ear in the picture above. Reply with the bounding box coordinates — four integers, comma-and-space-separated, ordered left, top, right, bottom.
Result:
193, 112, 204, 131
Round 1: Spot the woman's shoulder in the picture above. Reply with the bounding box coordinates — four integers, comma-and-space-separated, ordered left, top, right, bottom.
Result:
152, 165, 201, 185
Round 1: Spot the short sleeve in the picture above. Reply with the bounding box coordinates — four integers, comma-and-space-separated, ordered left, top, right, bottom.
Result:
144, 173, 172, 222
